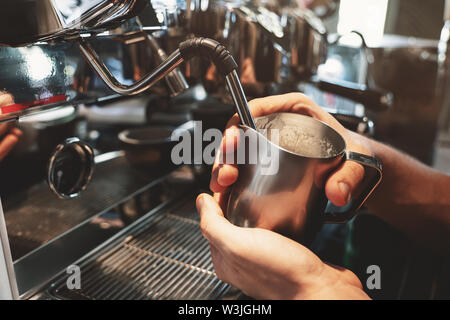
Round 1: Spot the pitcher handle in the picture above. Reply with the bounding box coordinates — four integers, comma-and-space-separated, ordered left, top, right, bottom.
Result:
324, 151, 382, 223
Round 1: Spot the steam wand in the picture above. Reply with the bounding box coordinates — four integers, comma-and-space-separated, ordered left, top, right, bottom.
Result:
78, 37, 256, 129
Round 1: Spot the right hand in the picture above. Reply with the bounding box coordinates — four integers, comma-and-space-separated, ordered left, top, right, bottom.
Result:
210, 92, 373, 210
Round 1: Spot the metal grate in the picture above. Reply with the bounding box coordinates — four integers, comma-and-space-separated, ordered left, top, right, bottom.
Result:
5, 155, 177, 260
48, 198, 231, 300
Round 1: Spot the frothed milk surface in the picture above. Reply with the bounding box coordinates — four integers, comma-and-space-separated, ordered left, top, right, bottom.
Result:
256, 116, 337, 158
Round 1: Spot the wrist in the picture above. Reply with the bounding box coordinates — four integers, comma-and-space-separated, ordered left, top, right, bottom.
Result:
294, 263, 369, 300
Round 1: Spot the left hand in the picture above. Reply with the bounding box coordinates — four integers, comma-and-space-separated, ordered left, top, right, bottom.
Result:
196, 193, 369, 300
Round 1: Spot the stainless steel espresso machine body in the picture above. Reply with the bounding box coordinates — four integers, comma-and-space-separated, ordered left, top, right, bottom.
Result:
0, 0, 149, 47
0, 0, 390, 300
0, 0, 259, 300
184, 0, 328, 98
0, 0, 193, 123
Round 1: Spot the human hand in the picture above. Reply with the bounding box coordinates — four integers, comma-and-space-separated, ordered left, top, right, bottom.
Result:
196, 193, 369, 299
210, 92, 373, 210
0, 92, 22, 162
0, 122, 22, 162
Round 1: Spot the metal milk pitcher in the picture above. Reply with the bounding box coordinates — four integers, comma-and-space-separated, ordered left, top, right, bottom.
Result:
226, 112, 382, 245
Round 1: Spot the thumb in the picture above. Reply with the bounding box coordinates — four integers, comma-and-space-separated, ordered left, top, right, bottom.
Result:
196, 193, 237, 246
325, 161, 365, 207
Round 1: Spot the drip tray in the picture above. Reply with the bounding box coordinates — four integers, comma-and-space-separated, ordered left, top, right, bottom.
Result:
46, 197, 234, 300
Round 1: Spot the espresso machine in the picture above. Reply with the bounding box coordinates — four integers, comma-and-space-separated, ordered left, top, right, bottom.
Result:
0, 0, 258, 300
0, 0, 415, 300
0, 0, 382, 300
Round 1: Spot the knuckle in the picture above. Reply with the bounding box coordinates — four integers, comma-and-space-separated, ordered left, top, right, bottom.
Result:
347, 162, 365, 186
226, 115, 240, 128
288, 92, 308, 100
209, 181, 218, 193
289, 92, 315, 105
248, 96, 263, 106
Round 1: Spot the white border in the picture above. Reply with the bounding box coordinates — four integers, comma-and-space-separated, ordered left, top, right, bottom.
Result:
0, 197, 19, 299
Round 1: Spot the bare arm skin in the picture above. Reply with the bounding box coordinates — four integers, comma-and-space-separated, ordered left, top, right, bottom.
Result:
364, 137, 450, 253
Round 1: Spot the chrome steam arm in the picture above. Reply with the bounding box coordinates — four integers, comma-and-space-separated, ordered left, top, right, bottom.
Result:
78, 37, 256, 129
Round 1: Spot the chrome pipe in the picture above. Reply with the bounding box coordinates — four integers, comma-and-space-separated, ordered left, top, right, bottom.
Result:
146, 34, 189, 97
225, 70, 256, 129
79, 37, 256, 129
78, 39, 185, 96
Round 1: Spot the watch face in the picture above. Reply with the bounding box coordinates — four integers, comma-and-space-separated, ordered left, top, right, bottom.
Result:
52, 0, 108, 26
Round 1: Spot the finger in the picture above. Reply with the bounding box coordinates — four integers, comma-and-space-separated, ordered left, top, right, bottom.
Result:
248, 92, 320, 117
196, 193, 237, 247
225, 92, 341, 135
210, 163, 238, 192
210, 161, 224, 193
0, 122, 13, 138
325, 161, 365, 207
210, 152, 236, 193
10, 127, 23, 137
217, 164, 238, 188
210, 126, 241, 192
213, 189, 231, 213
217, 126, 240, 186
221, 125, 241, 155
0, 133, 20, 161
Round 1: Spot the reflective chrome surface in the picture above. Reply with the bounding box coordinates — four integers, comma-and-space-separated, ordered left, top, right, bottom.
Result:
308, 0, 340, 19
80, 35, 256, 128
78, 39, 185, 95
225, 70, 256, 129
0, 44, 71, 120
43, 194, 236, 300
7, 157, 194, 298
0, 3, 174, 121
226, 113, 382, 245
0, 0, 148, 46
47, 137, 95, 199
288, 7, 328, 78
438, 2, 450, 144
0, 26, 169, 121
182, 0, 327, 98
146, 34, 189, 97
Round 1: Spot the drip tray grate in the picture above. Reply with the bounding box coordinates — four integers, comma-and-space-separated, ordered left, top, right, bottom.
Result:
48, 197, 231, 300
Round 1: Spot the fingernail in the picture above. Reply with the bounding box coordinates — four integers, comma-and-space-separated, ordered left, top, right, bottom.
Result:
196, 195, 204, 210
338, 182, 351, 203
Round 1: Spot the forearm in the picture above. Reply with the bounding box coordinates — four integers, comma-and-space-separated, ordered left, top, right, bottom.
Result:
364, 136, 450, 252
